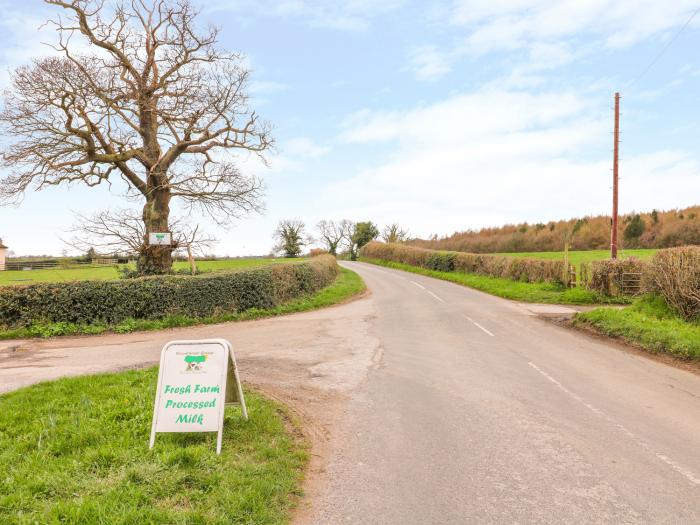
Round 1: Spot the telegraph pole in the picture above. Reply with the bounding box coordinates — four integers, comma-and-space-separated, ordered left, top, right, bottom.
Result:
611, 92, 620, 259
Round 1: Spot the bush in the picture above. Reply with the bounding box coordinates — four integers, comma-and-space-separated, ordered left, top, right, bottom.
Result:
360, 242, 564, 284
0, 256, 338, 329
587, 258, 647, 296
645, 246, 700, 321
426, 252, 456, 272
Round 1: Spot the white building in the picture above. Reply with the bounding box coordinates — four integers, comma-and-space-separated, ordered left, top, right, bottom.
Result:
0, 239, 7, 271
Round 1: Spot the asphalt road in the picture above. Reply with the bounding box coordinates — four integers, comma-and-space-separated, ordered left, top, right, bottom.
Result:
307, 262, 700, 524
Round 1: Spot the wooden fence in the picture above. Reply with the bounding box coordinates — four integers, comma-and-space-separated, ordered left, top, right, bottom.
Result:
2, 258, 132, 271
4, 260, 62, 271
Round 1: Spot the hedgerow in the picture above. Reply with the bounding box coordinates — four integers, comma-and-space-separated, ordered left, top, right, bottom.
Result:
360, 242, 565, 284
586, 258, 648, 297
644, 246, 700, 321
0, 255, 338, 329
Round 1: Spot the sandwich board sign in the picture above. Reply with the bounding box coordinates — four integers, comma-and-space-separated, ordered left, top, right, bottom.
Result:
149, 339, 247, 454
148, 232, 172, 246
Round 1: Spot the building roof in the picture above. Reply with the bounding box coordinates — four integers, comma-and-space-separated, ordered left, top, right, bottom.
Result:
0, 239, 7, 249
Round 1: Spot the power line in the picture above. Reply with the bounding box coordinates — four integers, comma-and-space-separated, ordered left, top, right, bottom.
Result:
626, 6, 700, 89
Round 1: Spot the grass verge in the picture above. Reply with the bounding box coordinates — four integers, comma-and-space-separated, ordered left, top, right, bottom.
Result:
574, 294, 700, 360
0, 267, 365, 340
361, 258, 627, 305
0, 368, 307, 524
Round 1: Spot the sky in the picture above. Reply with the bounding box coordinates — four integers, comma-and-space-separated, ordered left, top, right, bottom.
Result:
1, 0, 700, 256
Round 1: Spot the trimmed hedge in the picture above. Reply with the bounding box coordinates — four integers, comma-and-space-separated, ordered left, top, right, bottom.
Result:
360, 242, 565, 284
0, 255, 338, 329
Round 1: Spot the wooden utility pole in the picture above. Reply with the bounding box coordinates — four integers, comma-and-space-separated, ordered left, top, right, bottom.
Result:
611, 92, 620, 259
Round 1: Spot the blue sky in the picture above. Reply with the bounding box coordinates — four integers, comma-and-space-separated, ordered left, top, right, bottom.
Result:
1, 0, 700, 256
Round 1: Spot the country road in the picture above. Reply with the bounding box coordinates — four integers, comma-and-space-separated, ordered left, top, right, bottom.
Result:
1, 261, 699, 523
308, 262, 700, 524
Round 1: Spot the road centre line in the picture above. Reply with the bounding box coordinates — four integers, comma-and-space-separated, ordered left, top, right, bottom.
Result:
410, 280, 445, 303
426, 290, 445, 303
527, 361, 700, 487
463, 315, 495, 337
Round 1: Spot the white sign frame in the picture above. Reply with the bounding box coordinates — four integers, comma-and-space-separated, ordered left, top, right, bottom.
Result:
148, 232, 172, 246
149, 339, 248, 455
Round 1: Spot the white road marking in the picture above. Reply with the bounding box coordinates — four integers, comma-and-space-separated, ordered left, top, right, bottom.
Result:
463, 315, 495, 337
410, 280, 444, 302
427, 290, 445, 303
528, 361, 700, 487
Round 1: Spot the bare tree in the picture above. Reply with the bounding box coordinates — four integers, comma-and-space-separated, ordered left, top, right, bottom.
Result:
67, 208, 216, 273
68, 209, 145, 255
339, 219, 355, 255
0, 0, 271, 274
382, 223, 409, 243
274, 219, 307, 258
175, 223, 218, 275
316, 220, 346, 256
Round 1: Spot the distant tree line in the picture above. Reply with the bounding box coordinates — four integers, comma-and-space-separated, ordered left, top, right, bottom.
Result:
409, 206, 700, 253
274, 220, 408, 259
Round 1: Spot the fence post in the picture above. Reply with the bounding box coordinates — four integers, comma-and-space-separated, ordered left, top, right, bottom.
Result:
562, 241, 570, 287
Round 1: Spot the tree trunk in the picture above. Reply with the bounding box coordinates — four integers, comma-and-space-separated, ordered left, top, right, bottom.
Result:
187, 244, 196, 276
137, 186, 173, 275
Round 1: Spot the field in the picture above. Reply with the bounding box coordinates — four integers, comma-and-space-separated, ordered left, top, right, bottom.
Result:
493, 249, 658, 266
0, 258, 283, 286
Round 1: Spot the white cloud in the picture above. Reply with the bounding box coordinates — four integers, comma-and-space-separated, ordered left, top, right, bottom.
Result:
340, 89, 594, 145
406, 45, 453, 81
284, 137, 330, 159
329, 88, 700, 238
409, 1, 700, 82
249, 80, 289, 95
0, 11, 57, 89
204, 0, 405, 31
451, 0, 699, 52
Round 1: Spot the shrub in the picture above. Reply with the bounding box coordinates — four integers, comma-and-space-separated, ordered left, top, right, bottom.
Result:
360, 242, 564, 284
645, 246, 700, 321
426, 252, 456, 272
0, 256, 338, 329
587, 258, 647, 296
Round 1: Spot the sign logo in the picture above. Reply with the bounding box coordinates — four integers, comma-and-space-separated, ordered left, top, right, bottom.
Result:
184, 354, 207, 372
148, 232, 172, 246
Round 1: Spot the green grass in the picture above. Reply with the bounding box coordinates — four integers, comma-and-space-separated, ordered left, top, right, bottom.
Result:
361, 258, 626, 305
0, 368, 307, 524
493, 249, 657, 267
0, 267, 365, 340
574, 294, 700, 360
0, 258, 285, 286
